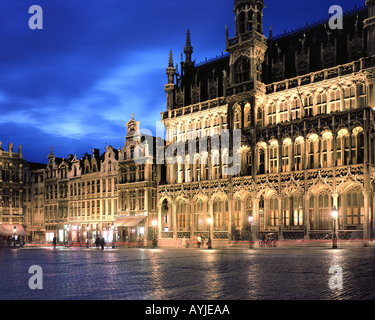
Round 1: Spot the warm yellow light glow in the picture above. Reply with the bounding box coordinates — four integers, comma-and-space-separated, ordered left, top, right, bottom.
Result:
331, 209, 338, 219
207, 217, 213, 225
152, 220, 157, 227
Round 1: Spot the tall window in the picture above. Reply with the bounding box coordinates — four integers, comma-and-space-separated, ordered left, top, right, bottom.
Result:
258, 148, 266, 174
304, 95, 313, 117
256, 108, 263, 127
316, 91, 327, 115
270, 197, 279, 226
177, 201, 187, 229
195, 200, 204, 230
308, 140, 316, 169
282, 143, 290, 172
318, 193, 330, 230
290, 98, 301, 120
330, 89, 341, 112
235, 57, 250, 84
213, 198, 222, 228
294, 142, 303, 171
292, 195, 303, 226
345, 190, 364, 225
268, 103, 276, 125
322, 139, 328, 168
283, 197, 290, 227
269, 146, 278, 173
234, 198, 241, 228
259, 196, 265, 231
279, 100, 288, 123
138, 190, 145, 210
344, 86, 356, 110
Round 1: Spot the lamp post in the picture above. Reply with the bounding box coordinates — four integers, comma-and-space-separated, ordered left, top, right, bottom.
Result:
111, 223, 115, 249
207, 217, 213, 249
13, 225, 17, 249
331, 207, 338, 249
152, 220, 157, 248
86, 225, 90, 248
248, 215, 253, 249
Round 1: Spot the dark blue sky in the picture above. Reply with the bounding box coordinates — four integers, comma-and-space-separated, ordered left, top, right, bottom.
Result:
0, 0, 365, 163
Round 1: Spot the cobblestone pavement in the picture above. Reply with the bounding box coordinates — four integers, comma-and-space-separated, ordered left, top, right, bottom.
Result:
0, 247, 374, 300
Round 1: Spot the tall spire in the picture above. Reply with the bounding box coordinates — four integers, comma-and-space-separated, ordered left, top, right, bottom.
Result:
184, 29, 193, 64
168, 49, 174, 68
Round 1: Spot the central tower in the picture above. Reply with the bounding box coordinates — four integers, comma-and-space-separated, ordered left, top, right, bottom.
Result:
226, 0, 267, 95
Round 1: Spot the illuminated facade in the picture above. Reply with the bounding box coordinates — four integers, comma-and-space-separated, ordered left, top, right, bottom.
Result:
0, 143, 25, 236
12, 0, 375, 247
156, 0, 375, 245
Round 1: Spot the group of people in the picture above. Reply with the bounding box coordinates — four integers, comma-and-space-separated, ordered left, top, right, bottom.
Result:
95, 236, 106, 250
259, 233, 278, 247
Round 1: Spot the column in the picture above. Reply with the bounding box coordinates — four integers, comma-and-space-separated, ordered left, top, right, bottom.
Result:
190, 202, 194, 240
304, 194, 310, 240
364, 191, 370, 239
172, 201, 177, 239
278, 196, 284, 240
157, 204, 162, 239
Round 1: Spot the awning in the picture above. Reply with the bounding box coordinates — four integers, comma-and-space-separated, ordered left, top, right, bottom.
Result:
114, 216, 145, 227
0, 224, 26, 237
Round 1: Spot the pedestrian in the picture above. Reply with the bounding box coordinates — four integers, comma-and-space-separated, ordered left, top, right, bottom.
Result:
197, 235, 202, 248
53, 236, 57, 251
261, 233, 266, 247
100, 236, 105, 250
95, 236, 100, 250
182, 237, 186, 248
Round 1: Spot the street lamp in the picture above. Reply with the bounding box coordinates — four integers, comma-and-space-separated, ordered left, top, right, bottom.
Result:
207, 217, 213, 249
111, 223, 115, 249
331, 207, 338, 249
248, 215, 253, 249
152, 220, 157, 248
13, 226, 17, 249
86, 225, 90, 248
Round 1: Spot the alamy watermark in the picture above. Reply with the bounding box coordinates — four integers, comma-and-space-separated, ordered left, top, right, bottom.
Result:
28, 265, 43, 290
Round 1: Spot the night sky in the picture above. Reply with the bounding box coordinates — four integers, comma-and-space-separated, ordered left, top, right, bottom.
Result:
0, 0, 365, 164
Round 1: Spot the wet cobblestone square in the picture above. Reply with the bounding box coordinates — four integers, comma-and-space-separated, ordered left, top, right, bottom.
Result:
1, 247, 375, 300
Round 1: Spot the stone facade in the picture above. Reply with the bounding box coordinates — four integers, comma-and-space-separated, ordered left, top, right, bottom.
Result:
3, 0, 375, 247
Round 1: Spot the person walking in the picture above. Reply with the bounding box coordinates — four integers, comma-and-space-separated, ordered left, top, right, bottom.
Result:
53, 236, 57, 251
95, 236, 100, 250
197, 235, 202, 248
100, 236, 105, 250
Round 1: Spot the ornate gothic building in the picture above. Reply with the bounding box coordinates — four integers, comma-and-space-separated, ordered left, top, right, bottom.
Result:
2, 0, 375, 247
157, 0, 375, 245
